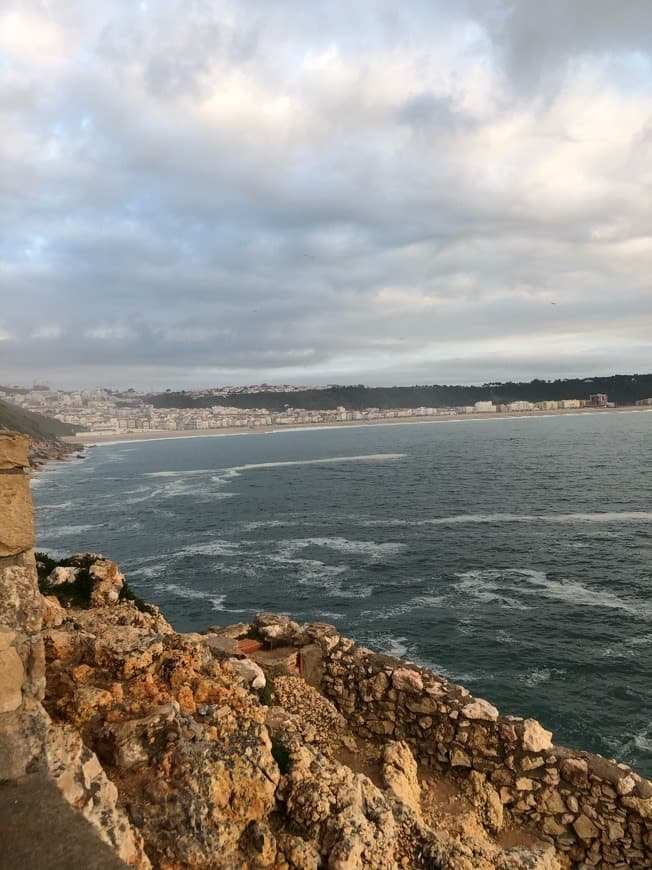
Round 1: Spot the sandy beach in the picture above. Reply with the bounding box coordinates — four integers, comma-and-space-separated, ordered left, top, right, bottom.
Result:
63, 405, 649, 446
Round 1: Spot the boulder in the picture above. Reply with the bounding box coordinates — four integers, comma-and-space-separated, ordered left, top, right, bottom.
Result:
255, 612, 301, 645
48, 565, 79, 586
391, 668, 424, 693
462, 698, 499, 722
522, 718, 553, 752
382, 740, 421, 814
88, 559, 125, 606
228, 657, 266, 690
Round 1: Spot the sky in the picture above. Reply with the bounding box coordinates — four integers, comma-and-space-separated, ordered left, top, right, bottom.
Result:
1, 0, 651, 390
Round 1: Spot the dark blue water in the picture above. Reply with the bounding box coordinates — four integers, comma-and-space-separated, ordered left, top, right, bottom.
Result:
33, 412, 652, 776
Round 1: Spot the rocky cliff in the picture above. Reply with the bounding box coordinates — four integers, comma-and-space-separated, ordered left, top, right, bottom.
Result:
1, 432, 651, 869
0, 399, 81, 467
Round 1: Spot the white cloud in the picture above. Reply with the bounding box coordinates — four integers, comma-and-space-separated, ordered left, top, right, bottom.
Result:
0, 0, 651, 387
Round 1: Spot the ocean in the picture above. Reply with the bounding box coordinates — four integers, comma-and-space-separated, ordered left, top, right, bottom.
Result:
33, 411, 652, 776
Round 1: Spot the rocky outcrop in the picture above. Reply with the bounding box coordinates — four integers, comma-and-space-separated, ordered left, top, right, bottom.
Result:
0, 435, 45, 779
0, 434, 149, 869
253, 614, 652, 869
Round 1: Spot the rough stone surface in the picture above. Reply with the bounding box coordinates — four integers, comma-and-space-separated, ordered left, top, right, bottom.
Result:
48, 565, 79, 586
522, 718, 553, 752
392, 667, 424, 693
0, 433, 30, 470
463, 698, 500, 722
0, 643, 24, 713
382, 740, 422, 814
46, 721, 150, 868
0, 554, 43, 633
0, 474, 35, 556
88, 559, 125, 606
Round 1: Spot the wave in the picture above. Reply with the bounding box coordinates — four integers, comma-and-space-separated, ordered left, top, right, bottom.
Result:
454, 568, 649, 616
362, 594, 445, 620
277, 536, 405, 561
175, 540, 241, 557
522, 667, 566, 687
454, 569, 535, 610
145, 453, 405, 479
42, 523, 102, 537
240, 519, 300, 531
154, 582, 226, 610
362, 511, 652, 527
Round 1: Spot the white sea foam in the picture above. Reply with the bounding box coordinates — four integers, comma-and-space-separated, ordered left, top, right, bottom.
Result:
364, 594, 445, 620
368, 635, 410, 658
44, 523, 101, 537
522, 667, 566, 687
175, 540, 241, 557
455, 568, 649, 616
425, 511, 652, 526
277, 536, 405, 561
146, 453, 405, 479
154, 582, 226, 610
240, 519, 300, 531
454, 570, 535, 610
313, 611, 344, 621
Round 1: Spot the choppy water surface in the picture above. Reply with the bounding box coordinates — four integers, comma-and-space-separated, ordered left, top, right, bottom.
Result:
34, 413, 652, 775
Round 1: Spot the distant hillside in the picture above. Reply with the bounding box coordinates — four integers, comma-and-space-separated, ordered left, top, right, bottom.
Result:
0, 397, 80, 440
149, 373, 652, 412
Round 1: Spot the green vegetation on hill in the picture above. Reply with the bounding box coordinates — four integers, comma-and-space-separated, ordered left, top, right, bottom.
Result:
0, 397, 81, 439
149, 374, 652, 412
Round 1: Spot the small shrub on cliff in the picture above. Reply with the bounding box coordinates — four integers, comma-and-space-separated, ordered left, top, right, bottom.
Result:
244, 623, 264, 642
39, 567, 94, 607
35, 551, 58, 579
119, 580, 156, 615
271, 737, 292, 774
258, 676, 276, 706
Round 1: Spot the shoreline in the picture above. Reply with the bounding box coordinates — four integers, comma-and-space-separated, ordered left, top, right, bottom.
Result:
64, 404, 651, 446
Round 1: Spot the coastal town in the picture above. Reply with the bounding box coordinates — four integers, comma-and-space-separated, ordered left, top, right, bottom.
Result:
3, 384, 652, 437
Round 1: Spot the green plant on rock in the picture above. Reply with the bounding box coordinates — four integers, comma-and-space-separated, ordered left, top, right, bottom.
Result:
271, 736, 292, 775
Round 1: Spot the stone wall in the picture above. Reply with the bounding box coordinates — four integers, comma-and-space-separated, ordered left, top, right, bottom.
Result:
299, 625, 652, 868
0, 433, 46, 779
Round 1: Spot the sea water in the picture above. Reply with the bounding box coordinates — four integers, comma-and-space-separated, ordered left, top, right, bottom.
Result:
33, 412, 652, 775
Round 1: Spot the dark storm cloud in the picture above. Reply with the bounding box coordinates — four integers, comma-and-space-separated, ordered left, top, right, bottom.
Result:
0, 0, 651, 388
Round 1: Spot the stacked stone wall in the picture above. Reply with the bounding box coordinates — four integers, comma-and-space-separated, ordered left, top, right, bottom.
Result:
0, 433, 46, 779
306, 630, 652, 868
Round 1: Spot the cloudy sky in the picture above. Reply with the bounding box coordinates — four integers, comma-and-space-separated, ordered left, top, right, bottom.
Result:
1, 0, 651, 389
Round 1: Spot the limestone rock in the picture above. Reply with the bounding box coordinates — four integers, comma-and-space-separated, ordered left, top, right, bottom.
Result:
0, 638, 24, 713
463, 698, 500, 721
522, 718, 553, 752
88, 558, 125, 606
0, 473, 35, 556
0, 553, 43, 633
0, 432, 30, 469
382, 740, 421, 814
559, 756, 589, 788
391, 667, 424, 693
42, 594, 66, 628
46, 722, 151, 868
48, 565, 80, 586
228, 656, 266, 690
256, 612, 301, 645
573, 813, 599, 840
277, 833, 320, 869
